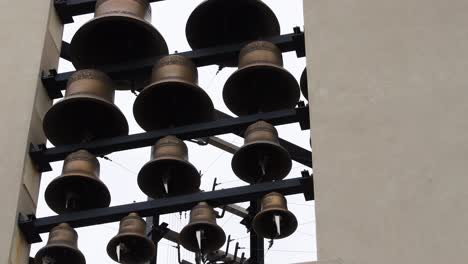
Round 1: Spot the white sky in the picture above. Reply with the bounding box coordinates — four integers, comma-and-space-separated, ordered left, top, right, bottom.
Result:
31, 0, 316, 263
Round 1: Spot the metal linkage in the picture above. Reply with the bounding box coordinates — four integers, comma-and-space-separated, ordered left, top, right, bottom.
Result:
19, 174, 314, 244
29, 106, 310, 172
42, 30, 305, 99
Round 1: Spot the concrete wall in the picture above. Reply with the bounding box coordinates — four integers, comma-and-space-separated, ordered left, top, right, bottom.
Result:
0, 1, 62, 263
304, 0, 468, 263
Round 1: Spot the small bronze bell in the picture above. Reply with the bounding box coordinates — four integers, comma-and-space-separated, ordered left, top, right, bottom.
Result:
107, 213, 156, 264
138, 136, 200, 199
45, 150, 111, 214
179, 202, 226, 254
186, 0, 280, 66
232, 121, 292, 183
252, 192, 298, 239
70, 0, 168, 69
43, 70, 129, 146
223, 41, 300, 116
300, 68, 308, 100
34, 223, 86, 264
133, 55, 214, 131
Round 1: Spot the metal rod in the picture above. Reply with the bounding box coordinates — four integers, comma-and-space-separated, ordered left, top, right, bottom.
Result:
151, 215, 160, 264
249, 199, 264, 264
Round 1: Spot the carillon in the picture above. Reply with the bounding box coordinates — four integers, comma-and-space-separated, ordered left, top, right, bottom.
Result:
42, 69, 128, 146
70, 0, 168, 68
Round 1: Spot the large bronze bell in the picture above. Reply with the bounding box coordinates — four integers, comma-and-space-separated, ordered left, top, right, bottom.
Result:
34, 223, 86, 264
223, 41, 300, 116
300, 68, 308, 100
179, 202, 226, 254
138, 136, 200, 198
70, 0, 168, 69
43, 70, 129, 146
107, 213, 156, 264
133, 55, 214, 131
232, 121, 292, 183
186, 0, 280, 66
45, 150, 111, 214
252, 192, 298, 239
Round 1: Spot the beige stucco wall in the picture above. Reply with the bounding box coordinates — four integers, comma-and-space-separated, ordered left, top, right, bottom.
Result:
304, 0, 468, 263
0, 1, 62, 263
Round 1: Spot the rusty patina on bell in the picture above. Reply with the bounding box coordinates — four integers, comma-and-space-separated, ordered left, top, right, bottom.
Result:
45, 150, 111, 214
43, 69, 129, 146
186, 0, 280, 66
138, 136, 200, 199
300, 67, 308, 100
34, 223, 86, 264
107, 213, 156, 264
223, 41, 300, 116
252, 192, 297, 239
70, 0, 168, 68
232, 121, 292, 183
133, 55, 214, 131
179, 202, 226, 254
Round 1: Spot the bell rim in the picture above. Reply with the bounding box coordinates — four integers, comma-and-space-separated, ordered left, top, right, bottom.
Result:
137, 158, 201, 198
43, 95, 129, 146
223, 63, 300, 116
35, 244, 86, 264
106, 233, 156, 262
133, 80, 214, 131
300, 68, 308, 100
45, 174, 111, 214
252, 208, 298, 239
179, 221, 227, 253
232, 141, 292, 184
70, 13, 169, 69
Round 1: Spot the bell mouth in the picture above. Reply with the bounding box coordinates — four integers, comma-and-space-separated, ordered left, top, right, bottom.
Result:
43, 95, 129, 146
45, 174, 111, 214
107, 234, 156, 263
70, 14, 168, 69
232, 141, 292, 184
35, 244, 86, 264
133, 80, 214, 131
223, 64, 300, 116
186, 0, 280, 66
179, 222, 226, 253
252, 208, 298, 239
138, 158, 200, 199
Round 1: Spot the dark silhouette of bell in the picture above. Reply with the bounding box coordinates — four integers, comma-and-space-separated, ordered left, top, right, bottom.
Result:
252, 192, 297, 239
43, 69, 129, 146
186, 0, 280, 66
179, 202, 226, 254
223, 41, 300, 116
107, 213, 156, 264
34, 223, 86, 264
70, 0, 168, 69
232, 121, 292, 184
138, 136, 200, 199
133, 55, 214, 131
45, 150, 111, 214
300, 68, 308, 100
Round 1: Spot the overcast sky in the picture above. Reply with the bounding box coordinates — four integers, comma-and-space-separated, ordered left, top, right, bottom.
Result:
31, 0, 315, 263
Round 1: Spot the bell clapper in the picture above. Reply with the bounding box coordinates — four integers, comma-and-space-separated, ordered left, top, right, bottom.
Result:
162, 166, 172, 194
274, 214, 282, 236
196, 229, 204, 252
116, 243, 121, 262
65, 192, 78, 211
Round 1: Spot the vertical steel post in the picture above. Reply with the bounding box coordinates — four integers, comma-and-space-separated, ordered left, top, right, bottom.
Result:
249, 200, 264, 264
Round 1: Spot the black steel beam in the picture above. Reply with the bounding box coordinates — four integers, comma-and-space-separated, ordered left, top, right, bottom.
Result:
19, 175, 314, 244
30, 106, 309, 172
43, 30, 305, 99
249, 200, 264, 264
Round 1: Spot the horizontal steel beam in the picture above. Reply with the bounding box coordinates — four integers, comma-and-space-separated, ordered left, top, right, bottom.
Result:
19, 175, 314, 243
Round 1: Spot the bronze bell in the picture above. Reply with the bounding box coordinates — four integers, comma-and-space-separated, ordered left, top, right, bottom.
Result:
107, 213, 156, 264
34, 223, 86, 264
133, 55, 214, 131
70, 0, 168, 69
45, 150, 111, 214
186, 0, 280, 66
252, 192, 298, 239
223, 41, 300, 116
138, 136, 200, 199
179, 202, 226, 254
232, 121, 292, 183
300, 68, 308, 100
43, 70, 129, 146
